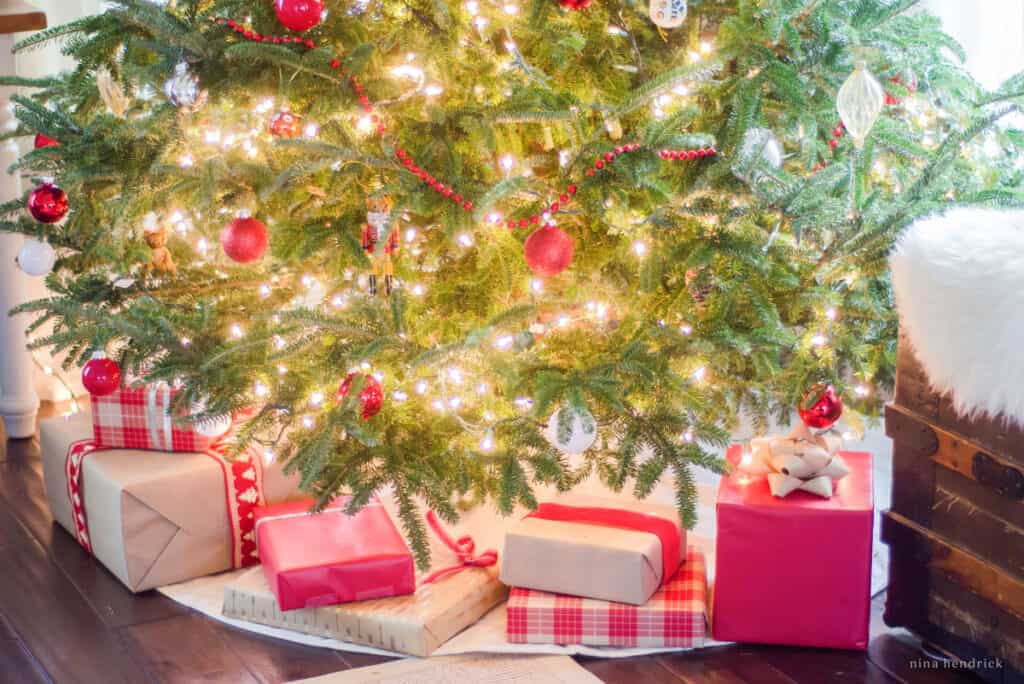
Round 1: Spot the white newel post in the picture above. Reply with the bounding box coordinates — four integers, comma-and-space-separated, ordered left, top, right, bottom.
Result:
0, 2, 46, 439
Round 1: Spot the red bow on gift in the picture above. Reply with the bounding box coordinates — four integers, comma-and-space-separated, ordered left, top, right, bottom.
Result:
421, 510, 498, 584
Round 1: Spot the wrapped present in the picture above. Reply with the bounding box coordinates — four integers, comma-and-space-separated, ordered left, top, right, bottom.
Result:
713, 445, 874, 650
255, 497, 416, 611
91, 384, 232, 452
506, 545, 706, 648
224, 512, 508, 656
499, 495, 685, 606
40, 411, 301, 592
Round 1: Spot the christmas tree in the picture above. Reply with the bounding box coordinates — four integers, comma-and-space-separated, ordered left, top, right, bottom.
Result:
4, 0, 1022, 565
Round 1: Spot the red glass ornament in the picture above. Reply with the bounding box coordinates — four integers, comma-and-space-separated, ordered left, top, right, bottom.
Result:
269, 109, 302, 138
220, 214, 269, 263
28, 181, 68, 224
798, 383, 843, 430
274, 0, 324, 32
558, 0, 592, 9
524, 224, 574, 277
335, 372, 384, 420
81, 352, 121, 396
34, 133, 59, 149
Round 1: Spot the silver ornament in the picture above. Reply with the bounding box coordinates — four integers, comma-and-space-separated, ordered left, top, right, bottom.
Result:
649, 0, 686, 29
546, 406, 598, 455
164, 62, 204, 111
16, 238, 56, 276
734, 127, 783, 182
190, 398, 233, 438
837, 62, 885, 148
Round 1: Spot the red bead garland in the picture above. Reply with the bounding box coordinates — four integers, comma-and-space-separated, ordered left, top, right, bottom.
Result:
395, 148, 474, 212
212, 16, 386, 136
812, 122, 845, 174
658, 147, 717, 161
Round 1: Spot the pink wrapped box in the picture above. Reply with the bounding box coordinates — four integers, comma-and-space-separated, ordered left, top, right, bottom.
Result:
506, 545, 706, 647
713, 446, 874, 650
255, 497, 417, 611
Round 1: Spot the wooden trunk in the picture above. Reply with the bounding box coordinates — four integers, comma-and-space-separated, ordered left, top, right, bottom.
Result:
884, 334, 1024, 684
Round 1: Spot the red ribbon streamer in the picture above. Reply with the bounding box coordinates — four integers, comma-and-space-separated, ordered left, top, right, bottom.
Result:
421, 510, 498, 584
525, 502, 682, 587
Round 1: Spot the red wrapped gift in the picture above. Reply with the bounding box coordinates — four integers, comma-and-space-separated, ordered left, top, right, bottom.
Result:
255, 496, 416, 611
713, 446, 874, 650
91, 384, 230, 452
506, 545, 706, 648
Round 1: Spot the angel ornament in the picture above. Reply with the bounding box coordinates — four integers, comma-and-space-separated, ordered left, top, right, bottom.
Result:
361, 194, 398, 296
742, 423, 850, 498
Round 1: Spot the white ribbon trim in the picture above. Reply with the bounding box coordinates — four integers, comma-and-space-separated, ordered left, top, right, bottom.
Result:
145, 383, 174, 450
741, 424, 851, 498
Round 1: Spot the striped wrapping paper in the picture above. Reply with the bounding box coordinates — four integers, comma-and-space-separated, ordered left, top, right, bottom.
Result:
506, 545, 706, 648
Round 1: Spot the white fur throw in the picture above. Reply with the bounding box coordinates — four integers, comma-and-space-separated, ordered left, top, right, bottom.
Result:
890, 208, 1024, 426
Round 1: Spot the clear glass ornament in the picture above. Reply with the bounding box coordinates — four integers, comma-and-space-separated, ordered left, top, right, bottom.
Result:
649, 0, 687, 28
164, 62, 200, 109
837, 62, 885, 148
546, 406, 597, 455
96, 68, 129, 118
734, 127, 783, 182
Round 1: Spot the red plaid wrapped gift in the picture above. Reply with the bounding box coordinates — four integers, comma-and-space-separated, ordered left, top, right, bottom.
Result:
506, 545, 706, 648
91, 384, 231, 452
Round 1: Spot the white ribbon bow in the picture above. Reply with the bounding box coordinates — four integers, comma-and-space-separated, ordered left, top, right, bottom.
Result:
741, 424, 850, 498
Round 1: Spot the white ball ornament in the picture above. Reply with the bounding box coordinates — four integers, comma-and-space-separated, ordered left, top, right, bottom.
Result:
649, 0, 686, 29
546, 406, 598, 455
16, 239, 56, 276
190, 399, 233, 439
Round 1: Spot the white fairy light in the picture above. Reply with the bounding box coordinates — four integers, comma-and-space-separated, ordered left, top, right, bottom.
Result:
179, 153, 194, 168
416, 380, 429, 395
558, 315, 570, 328
530, 278, 543, 293
499, 154, 516, 172
356, 115, 374, 133
688, 50, 702, 62
699, 41, 713, 55
277, 364, 288, 375
263, 449, 275, 465
405, 227, 418, 242
825, 307, 837, 321
473, 16, 489, 29
273, 335, 286, 350
477, 382, 489, 395
303, 122, 319, 138
180, 337, 191, 348
424, 84, 444, 97
449, 396, 462, 409
486, 212, 502, 225
458, 232, 474, 247
483, 410, 495, 421
680, 324, 693, 336
810, 333, 828, 347
373, 372, 385, 382
432, 399, 445, 412
632, 240, 647, 257
465, 0, 479, 13
254, 381, 269, 398
494, 335, 514, 350
682, 429, 695, 443
559, 149, 571, 167
393, 390, 409, 402
301, 415, 315, 429
854, 384, 871, 397
692, 366, 707, 382
514, 397, 533, 409
448, 367, 464, 385
331, 294, 346, 308
411, 283, 425, 296
672, 84, 690, 96
301, 274, 315, 288
479, 434, 495, 451
230, 323, 244, 339
503, 3, 518, 14
309, 391, 325, 407
204, 128, 221, 145
259, 283, 272, 298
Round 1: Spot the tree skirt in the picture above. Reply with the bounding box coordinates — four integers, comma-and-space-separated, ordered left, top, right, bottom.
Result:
159, 421, 891, 659
891, 208, 1024, 427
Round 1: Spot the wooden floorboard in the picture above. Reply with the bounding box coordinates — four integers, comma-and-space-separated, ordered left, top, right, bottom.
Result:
0, 405, 988, 684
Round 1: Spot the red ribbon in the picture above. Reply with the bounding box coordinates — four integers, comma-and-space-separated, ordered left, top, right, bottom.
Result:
525, 502, 682, 587
421, 510, 498, 584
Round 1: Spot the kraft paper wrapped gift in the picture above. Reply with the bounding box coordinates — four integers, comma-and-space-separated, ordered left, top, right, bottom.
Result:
223, 558, 508, 656
40, 412, 302, 592
499, 495, 685, 606
713, 445, 874, 650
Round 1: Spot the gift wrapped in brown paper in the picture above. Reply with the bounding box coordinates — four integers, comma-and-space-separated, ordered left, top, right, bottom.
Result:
222, 562, 507, 657
40, 412, 302, 592
499, 495, 686, 606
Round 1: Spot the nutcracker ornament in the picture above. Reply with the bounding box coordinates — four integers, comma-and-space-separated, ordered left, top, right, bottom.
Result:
361, 194, 399, 297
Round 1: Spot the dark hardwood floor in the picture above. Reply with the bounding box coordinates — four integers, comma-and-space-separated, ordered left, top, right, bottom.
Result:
0, 405, 982, 684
